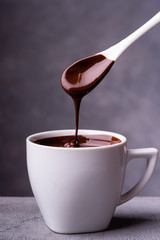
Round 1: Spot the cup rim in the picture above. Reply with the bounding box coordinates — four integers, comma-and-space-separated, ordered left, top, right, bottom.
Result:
26, 129, 127, 151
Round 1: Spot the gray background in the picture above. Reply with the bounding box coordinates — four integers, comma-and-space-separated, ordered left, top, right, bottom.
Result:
0, 0, 160, 196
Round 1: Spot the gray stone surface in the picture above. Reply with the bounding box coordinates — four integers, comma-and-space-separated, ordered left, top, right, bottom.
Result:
0, 197, 160, 239
0, 0, 160, 196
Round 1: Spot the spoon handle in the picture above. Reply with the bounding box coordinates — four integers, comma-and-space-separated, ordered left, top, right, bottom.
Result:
100, 12, 160, 61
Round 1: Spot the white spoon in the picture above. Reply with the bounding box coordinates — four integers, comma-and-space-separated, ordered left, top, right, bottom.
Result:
99, 11, 160, 61
61, 12, 160, 98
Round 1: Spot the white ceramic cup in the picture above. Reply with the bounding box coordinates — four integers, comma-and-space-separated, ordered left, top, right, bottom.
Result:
26, 129, 158, 234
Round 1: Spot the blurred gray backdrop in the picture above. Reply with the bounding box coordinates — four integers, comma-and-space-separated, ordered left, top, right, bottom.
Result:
0, 0, 160, 196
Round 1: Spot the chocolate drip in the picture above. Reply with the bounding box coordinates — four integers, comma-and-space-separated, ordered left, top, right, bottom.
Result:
61, 54, 114, 147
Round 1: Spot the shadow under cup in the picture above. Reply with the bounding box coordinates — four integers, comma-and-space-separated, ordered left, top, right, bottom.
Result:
26, 129, 158, 234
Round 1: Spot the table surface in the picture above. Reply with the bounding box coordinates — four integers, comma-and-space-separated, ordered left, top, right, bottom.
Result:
0, 197, 160, 240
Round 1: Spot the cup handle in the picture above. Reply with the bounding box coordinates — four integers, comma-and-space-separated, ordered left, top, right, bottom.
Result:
118, 148, 158, 205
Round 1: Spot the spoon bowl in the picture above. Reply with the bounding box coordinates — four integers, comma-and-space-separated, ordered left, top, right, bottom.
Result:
61, 54, 114, 98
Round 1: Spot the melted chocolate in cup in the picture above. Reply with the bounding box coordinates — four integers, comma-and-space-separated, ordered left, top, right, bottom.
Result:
61, 54, 114, 147
34, 134, 121, 148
